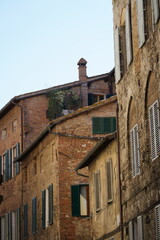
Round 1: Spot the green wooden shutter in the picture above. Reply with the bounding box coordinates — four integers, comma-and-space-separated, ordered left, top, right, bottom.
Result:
8, 212, 12, 240
88, 93, 94, 106
16, 143, 20, 175
49, 184, 53, 224
42, 190, 46, 228
5, 151, 10, 181
93, 117, 116, 134
0, 155, 2, 175
9, 149, 12, 179
15, 208, 21, 240
71, 185, 80, 217
24, 204, 28, 238
32, 198, 37, 234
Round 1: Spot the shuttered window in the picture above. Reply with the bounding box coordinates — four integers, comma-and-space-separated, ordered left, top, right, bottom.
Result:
32, 197, 37, 234
71, 184, 89, 217
151, 0, 159, 25
114, 27, 121, 83
94, 171, 101, 211
48, 184, 53, 224
106, 160, 113, 203
92, 117, 116, 134
42, 184, 53, 229
137, 216, 143, 240
149, 100, 160, 160
129, 221, 134, 240
24, 204, 28, 239
155, 204, 160, 240
125, 3, 133, 66
136, 0, 145, 47
130, 124, 140, 177
0, 155, 2, 184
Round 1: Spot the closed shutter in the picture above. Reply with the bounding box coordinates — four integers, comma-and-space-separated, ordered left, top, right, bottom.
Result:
92, 117, 116, 134
12, 211, 16, 240
136, 0, 145, 47
42, 190, 46, 228
9, 149, 12, 179
5, 213, 9, 240
16, 143, 20, 175
5, 151, 10, 182
16, 208, 20, 240
155, 204, 160, 240
0, 155, 2, 175
125, 4, 133, 66
32, 198, 37, 234
88, 93, 94, 106
45, 189, 49, 227
137, 216, 143, 240
24, 204, 28, 238
128, 221, 134, 240
149, 100, 160, 160
106, 160, 113, 203
151, 0, 159, 25
94, 171, 101, 211
71, 185, 80, 216
49, 184, 53, 224
114, 27, 121, 83
8, 212, 12, 240
130, 124, 140, 177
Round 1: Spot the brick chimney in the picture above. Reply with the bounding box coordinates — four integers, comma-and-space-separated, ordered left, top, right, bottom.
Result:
77, 58, 87, 81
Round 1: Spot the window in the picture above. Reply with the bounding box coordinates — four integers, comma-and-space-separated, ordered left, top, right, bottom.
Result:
106, 160, 113, 203
2, 128, 7, 140
130, 124, 140, 177
0, 209, 20, 240
94, 171, 101, 211
148, 100, 160, 160
136, 0, 146, 47
71, 184, 89, 217
92, 117, 116, 134
151, 0, 159, 25
114, 27, 121, 83
32, 197, 37, 234
129, 216, 143, 240
42, 184, 53, 228
88, 93, 106, 106
125, 3, 133, 66
155, 204, 160, 239
12, 119, 17, 132
12, 143, 20, 176
24, 204, 28, 239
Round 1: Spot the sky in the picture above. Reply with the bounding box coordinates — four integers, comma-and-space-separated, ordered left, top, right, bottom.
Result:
0, 0, 114, 110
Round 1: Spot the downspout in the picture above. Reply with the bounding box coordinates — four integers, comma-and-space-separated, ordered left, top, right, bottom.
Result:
116, 101, 124, 239
75, 169, 89, 178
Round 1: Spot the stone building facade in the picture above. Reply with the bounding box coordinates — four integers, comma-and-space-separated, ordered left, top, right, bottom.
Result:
112, 0, 160, 239
0, 95, 117, 239
76, 133, 121, 240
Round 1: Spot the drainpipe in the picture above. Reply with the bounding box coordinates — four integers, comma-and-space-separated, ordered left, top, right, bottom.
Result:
116, 101, 124, 239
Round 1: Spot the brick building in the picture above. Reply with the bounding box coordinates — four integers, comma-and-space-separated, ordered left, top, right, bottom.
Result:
112, 0, 160, 239
0, 96, 117, 239
76, 133, 121, 240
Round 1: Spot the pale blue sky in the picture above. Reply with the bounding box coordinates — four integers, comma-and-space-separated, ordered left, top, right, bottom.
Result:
0, 0, 114, 109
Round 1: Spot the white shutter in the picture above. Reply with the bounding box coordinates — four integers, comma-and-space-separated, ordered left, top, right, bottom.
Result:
155, 204, 160, 240
114, 27, 121, 83
125, 4, 133, 66
137, 216, 143, 240
136, 0, 145, 47
151, 0, 159, 25
129, 221, 134, 240
130, 124, 140, 177
46, 188, 49, 227
94, 171, 101, 211
149, 100, 160, 160
106, 160, 113, 203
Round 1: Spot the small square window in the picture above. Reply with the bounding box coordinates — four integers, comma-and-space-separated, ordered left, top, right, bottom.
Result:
2, 128, 7, 140
12, 119, 17, 132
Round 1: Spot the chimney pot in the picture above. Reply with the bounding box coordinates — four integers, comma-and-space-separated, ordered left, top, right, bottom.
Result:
77, 58, 87, 81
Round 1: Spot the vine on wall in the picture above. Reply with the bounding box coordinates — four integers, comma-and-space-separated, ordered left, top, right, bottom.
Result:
46, 89, 81, 120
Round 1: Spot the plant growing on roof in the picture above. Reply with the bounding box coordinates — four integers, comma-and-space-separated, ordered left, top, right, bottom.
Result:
46, 89, 81, 120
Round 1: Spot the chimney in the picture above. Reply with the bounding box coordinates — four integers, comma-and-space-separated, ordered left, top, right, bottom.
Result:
77, 58, 87, 81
